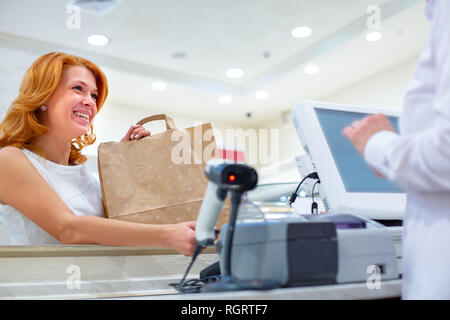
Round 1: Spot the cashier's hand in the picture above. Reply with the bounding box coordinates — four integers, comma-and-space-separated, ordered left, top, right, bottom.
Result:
121, 124, 151, 142
165, 221, 198, 257
342, 113, 395, 178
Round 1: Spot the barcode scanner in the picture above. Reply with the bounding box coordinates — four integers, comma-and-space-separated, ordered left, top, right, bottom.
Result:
176, 159, 258, 293
195, 159, 258, 247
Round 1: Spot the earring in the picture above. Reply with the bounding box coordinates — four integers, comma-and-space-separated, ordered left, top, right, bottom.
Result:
40, 105, 47, 111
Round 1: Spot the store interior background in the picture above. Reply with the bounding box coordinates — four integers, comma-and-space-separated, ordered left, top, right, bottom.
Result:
0, 0, 428, 184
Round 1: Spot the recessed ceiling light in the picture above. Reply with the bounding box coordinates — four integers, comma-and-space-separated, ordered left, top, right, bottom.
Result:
225, 68, 244, 78
366, 31, 382, 42
151, 81, 166, 91
218, 95, 232, 104
291, 26, 312, 38
304, 64, 319, 74
254, 91, 269, 100
87, 34, 109, 46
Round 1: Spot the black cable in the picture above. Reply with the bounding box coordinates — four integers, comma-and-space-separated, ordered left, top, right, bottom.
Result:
222, 190, 242, 278
169, 275, 222, 294
288, 172, 319, 206
175, 190, 243, 293
311, 180, 320, 214
175, 244, 203, 293
311, 180, 320, 203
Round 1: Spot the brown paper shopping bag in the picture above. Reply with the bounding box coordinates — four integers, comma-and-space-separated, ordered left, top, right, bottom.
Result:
97, 114, 229, 227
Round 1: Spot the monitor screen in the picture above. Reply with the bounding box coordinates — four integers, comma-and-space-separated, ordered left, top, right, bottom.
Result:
314, 108, 401, 193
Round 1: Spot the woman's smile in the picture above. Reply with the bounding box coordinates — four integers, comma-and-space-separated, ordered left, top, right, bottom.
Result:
72, 108, 91, 126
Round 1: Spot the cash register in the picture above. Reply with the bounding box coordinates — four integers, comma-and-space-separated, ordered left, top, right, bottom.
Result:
180, 100, 404, 292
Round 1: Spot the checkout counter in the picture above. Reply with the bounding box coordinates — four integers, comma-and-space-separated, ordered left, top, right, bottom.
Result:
0, 182, 403, 300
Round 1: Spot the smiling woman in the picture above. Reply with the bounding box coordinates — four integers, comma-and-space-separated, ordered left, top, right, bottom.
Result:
0, 52, 197, 256
0, 52, 108, 165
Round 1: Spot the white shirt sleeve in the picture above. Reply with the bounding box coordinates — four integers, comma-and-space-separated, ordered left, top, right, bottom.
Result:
364, 0, 450, 193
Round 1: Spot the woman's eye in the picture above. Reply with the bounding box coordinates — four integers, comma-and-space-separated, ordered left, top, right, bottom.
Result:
91, 94, 98, 101
73, 85, 82, 91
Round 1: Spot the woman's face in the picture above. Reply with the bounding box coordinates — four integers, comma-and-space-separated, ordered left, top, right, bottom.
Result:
43, 65, 98, 140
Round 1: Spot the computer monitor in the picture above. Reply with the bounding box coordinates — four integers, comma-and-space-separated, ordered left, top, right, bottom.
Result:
291, 100, 406, 221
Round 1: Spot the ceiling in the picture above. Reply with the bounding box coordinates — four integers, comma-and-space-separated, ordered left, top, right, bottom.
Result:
0, 0, 428, 127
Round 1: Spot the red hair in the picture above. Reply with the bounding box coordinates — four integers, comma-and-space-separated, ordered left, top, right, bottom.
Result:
0, 52, 108, 165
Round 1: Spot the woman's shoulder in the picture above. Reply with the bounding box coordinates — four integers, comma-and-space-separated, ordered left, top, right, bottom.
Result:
0, 147, 30, 205
0, 147, 33, 175
0, 146, 26, 161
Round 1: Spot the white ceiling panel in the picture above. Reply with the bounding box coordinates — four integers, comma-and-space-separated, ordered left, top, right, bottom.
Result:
0, 0, 428, 126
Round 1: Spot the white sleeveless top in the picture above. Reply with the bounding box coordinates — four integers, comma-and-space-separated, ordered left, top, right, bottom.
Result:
0, 148, 104, 245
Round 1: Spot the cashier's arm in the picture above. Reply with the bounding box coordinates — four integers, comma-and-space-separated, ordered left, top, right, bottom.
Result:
0, 147, 196, 255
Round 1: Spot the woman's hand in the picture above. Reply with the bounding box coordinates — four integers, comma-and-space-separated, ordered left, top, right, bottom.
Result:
342, 113, 395, 157
164, 221, 198, 257
121, 124, 151, 142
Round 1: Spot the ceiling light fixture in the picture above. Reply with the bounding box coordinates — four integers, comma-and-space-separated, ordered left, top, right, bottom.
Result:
254, 91, 269, 100
366, 31, 382, 42
151, 81, 166, 91
87, 34, 109, 46
291, 26, 312, 38
225, 68, 244, 78
218, 95, 232, 104
304, 64, 320, 74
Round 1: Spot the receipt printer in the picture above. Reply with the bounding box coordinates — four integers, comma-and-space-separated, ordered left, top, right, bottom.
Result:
217, 214, 398, 287
219, 219, 338, 287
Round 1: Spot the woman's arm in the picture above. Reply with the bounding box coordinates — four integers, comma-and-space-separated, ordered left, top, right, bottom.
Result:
0, 147, 197, 256
66, 215, 197, 256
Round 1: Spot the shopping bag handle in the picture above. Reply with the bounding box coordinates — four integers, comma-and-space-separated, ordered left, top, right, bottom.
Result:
137, 114, 176, 130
